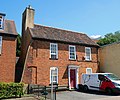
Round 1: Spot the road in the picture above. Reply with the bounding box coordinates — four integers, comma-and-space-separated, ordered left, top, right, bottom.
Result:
56, 90, 120, 100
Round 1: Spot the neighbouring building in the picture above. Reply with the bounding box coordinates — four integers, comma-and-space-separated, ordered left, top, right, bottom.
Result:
99, 42, 120, 77
0, 13, 18, 82
18, 6, 99, 89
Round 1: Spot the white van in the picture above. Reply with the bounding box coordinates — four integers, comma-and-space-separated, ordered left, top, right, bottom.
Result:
80, 73, 120, 94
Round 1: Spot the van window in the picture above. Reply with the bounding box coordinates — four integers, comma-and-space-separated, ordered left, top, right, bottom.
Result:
105, 74, 120, 81
86, 68, 92, 74
98, 75, 105, 81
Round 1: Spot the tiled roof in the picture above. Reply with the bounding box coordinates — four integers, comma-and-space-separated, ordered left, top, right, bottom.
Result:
0, 20, 18, 36
29, 24, 99, 47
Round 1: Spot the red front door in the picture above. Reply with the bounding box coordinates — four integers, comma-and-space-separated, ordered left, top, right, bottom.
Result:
70, 69, 76, 88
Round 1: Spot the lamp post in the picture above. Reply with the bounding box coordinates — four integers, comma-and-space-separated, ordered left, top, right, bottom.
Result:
51, 75, 53, 100
51, 68, 55, 100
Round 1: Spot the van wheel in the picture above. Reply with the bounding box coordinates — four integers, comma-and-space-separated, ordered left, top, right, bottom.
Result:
106, 88, 112, 94
83, 85, 88, 92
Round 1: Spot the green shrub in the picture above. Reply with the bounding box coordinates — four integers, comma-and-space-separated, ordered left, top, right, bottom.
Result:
0, 82, 24, 99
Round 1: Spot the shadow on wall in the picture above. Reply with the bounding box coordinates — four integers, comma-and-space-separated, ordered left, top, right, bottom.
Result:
62, 68, 68, 79
15, 58, 24, 82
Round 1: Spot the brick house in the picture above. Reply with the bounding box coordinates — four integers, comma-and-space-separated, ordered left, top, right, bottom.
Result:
19, 6, 99, 89
0, 13, 18, 82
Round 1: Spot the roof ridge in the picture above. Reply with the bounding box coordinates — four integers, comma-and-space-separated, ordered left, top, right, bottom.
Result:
34, 23, 86, 35
5, 19, 14, 22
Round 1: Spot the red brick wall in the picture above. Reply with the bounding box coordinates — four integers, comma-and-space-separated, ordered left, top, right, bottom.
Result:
0, 35, 16, 82
22, 40, 98, 86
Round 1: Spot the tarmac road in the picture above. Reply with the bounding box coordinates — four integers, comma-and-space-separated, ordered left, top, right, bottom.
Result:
56, 90, 120, 100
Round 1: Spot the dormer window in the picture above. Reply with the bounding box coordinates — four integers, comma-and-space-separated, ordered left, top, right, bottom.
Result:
0, 15, 3, 29
0, 13, 5, 30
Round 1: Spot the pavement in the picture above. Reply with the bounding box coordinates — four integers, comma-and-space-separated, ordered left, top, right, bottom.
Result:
1, 97, 36, 100
94, 96, 120, 100
2, 91, 120, 100
2, 96, 120, 100
1, 95, 43, 100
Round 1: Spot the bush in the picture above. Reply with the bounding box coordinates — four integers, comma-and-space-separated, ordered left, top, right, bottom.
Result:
0, 82, 24, 99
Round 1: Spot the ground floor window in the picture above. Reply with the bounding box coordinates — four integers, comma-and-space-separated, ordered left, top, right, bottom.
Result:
50, 67, 58, 84
86, 68, 92, 74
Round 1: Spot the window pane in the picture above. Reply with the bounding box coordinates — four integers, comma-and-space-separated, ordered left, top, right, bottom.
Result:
51, 55, 57, 59
86, 56, 90, 60
52, 70, 57, 76
70, 47, 74, 52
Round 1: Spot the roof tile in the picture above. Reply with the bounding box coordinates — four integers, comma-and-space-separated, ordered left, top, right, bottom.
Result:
30, 24, 98, 47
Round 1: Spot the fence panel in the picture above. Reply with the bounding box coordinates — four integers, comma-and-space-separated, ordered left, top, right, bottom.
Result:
27, 84, 57, 100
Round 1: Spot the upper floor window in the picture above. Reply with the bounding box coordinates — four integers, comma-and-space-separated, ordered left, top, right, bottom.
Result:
50, 43, 58, 59
86, 68, 92, 74
50, 67, 58, 84
0, 15, 4, 29
69, 45, 76, 60
0, 36, 2, 54
85, 47, 91, 61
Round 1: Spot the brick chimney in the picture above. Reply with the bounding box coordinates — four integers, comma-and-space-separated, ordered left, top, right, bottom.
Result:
22, 5, 35, 36
20, 5, 35, 72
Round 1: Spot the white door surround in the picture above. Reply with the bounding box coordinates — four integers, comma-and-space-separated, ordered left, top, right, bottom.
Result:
68, 65, 80, 90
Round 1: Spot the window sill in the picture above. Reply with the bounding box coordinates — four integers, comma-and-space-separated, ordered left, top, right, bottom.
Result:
85, 60, 92, 62
49, 58, 58, 60
69, 59, 76, 61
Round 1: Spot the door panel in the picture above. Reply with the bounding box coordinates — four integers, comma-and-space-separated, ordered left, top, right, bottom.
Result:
70, 69, 76, 88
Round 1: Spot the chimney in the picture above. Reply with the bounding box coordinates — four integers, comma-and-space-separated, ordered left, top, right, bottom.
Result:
22, 5, 35, 36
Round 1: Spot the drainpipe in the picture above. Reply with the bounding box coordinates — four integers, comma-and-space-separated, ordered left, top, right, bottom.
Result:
97, 47, 100, 72
20, 39, 33, 82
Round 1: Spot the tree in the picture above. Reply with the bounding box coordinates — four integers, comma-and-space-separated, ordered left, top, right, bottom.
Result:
97, 31, 120, 46
16, 34, 21, 57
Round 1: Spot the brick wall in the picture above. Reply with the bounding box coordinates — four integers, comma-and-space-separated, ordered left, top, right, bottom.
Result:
0, 35, 16, 82
22, 40, 98, 86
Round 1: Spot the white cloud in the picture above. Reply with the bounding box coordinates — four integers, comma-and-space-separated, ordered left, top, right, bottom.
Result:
90, 35, 101, 39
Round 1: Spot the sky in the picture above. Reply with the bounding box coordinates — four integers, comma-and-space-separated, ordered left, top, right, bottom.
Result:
1, 0, 120, 38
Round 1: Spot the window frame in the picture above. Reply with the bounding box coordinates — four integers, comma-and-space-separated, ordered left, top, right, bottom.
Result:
86, 68, 92, 74
50, 43, 58, 59
85, 47, 92, 61
50, 67, 58, 84
69, 45, 76, 60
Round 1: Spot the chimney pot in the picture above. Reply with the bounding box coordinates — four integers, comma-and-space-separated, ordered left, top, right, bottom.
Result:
28, 5, 32, 9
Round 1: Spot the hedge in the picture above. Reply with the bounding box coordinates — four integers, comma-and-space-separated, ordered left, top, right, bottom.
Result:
0, 82, 24, 99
